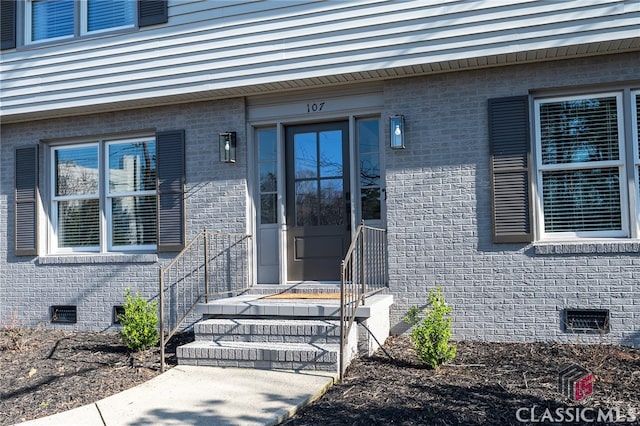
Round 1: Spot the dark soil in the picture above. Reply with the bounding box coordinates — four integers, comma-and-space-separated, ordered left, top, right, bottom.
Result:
1, 330, 639, 426
285, 337, 640, 426
0, 328, 190, 425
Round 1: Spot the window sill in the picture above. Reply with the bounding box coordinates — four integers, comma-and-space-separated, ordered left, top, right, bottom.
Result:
533, 240, 640, 255
37, 253, 158, 265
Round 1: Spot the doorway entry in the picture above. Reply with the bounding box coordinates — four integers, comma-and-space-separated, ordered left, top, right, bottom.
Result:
285, 121, 350, 281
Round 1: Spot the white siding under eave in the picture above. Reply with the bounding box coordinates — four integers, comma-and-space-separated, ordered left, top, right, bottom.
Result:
1, 0, 639, 121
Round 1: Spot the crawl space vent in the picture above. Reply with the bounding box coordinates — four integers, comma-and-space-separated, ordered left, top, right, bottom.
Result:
564, 309, 609, 333
113, 306, 125, 324
51, 305, 77, 324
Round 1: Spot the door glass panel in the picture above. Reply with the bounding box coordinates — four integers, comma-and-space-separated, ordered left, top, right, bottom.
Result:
259, 162, 277, 192
259, 130, 277, 162
320, 179, 344, 225
358, 120, 379, 152
295, 180, 319, 226
260, 194, 277, 224
359, 153, 380, 187
361, 188, 381, 220
319, 130, 343, 177
357, 118, 382, 222
258, 128, 278, 224
295, 133, 317, 179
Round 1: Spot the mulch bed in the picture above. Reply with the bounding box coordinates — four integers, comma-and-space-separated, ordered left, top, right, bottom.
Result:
0, 328, 190, 425
1, 329, 639, 425
285, 337, 640, 426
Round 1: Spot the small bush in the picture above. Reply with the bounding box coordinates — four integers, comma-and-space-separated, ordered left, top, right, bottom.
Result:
404, 286, 456, 368
119, 288, 159, 352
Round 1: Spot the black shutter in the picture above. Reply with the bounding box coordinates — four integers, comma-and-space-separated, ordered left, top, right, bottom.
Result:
488, 96, 532, 243
157, 130, 185, 252
138, 0, 168, 27
15, 147, 38, 256
1, 0, 16, 50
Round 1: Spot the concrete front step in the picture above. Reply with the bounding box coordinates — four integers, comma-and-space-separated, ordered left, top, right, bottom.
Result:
177, 294, 393, 372
194, 318, 340, 344
177, 340, 340, 372
196, 293, 391, 319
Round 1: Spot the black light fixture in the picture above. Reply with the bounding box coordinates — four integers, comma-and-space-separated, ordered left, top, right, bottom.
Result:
390, 115, 405, 149
219, 132, 236, 163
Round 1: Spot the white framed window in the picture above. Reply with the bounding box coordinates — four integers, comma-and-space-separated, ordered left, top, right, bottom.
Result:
26, 0, 135, 44
51, 137, 156, 253
534, 92, 636, 240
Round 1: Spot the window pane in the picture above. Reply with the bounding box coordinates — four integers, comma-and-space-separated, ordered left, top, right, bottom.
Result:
32, 0, 74, 41
58, 199, 100, 247
55, 146, 99, 196
259, 162, 277, 192
635, 94, 640, 160
319, 130, 342, 178
361, 188, 381, 220
108, 141, 156, 193
260, 194, 277, 224
358, 118, 381, 222
358, 119, 379, 153
295, 133, 317, 179
319, 179, 344, 225
539, 96, 619, 165
542, 168, 621, 232
360, 153, 380, 187
258, 129, 277, 162
636, 93, 640, 215
87, 0, 134, 32
111, 195, 157, 246
295, 180, 318, 226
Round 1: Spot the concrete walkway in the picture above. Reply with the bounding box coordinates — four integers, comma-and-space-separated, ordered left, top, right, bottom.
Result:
18, 366, 336, 426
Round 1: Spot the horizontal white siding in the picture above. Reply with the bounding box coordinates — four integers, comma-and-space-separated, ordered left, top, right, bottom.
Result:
1, 0, 639, 121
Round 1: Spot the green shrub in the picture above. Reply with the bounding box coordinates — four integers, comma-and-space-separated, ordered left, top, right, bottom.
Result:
404, 286, 456, 368
119, 288, 159, 352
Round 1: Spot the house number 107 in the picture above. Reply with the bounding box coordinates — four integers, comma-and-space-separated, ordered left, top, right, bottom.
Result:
306, 102, 325, 113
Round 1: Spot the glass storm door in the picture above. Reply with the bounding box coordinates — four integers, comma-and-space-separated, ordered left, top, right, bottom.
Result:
285, 122, 350, 281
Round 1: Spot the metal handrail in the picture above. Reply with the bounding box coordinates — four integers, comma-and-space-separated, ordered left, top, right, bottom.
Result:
339, 224, 388, 379
159, 229, 252, 371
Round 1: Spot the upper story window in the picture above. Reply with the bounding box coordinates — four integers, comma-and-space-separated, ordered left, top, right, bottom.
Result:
2, 0, 166, 50
534, 91, 639, 240
51, 137, 157, 253
27, 0, 134, 44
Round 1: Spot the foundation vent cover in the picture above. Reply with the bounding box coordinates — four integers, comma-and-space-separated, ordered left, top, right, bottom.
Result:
51, 305, 77, 324
113, 306, 125, 324
564, 309, 609, 333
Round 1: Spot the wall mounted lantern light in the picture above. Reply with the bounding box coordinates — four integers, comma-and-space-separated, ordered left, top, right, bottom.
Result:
219, 132, 236, 163
389, 115, 405, 149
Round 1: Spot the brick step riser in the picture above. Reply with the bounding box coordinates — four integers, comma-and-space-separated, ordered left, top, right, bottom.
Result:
195, 335, 340, 344
179, 358, 338, 371
193, 320, 341, 345
177, 345, 339, 372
